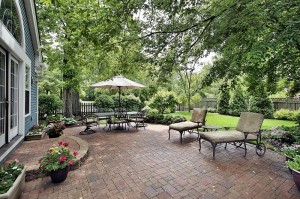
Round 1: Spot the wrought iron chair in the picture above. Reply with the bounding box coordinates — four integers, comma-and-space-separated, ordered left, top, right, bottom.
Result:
107, 108, 128, 131
199, 112, 266, 159
128, 109, 148, 130
79, 115, 98, 135
168, 108, 207, 143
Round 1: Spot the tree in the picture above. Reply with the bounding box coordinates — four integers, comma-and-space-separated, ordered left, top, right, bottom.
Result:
229, 84, 247, 116
191, 93, 202, 109
249, 85, 274, 118
217, 83, 230, 115
37, 0, 145, 117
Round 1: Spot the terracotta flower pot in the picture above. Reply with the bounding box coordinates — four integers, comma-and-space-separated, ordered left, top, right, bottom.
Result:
291, 169, 300, 191
49, 167, 69, 183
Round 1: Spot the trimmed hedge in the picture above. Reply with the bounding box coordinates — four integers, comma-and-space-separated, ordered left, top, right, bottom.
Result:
146, 109, 186, 125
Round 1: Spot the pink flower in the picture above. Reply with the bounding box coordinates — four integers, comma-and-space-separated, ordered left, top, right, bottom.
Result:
59, 155, 67, 162
63, 142, 69, 147
58, 141, 63, 146
68, 160, 73, 165
73, 151, 78, 156
15, 159, 19, 163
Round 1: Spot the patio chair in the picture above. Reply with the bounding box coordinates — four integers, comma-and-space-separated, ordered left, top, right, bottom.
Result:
79, 115, 98, 135
199, 112, 266, 159
168, 108, 207, 143
128, 109, 148, 130
107, 108, 128, 131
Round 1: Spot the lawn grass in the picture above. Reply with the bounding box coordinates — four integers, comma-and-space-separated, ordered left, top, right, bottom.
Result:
167, 111, 297, 130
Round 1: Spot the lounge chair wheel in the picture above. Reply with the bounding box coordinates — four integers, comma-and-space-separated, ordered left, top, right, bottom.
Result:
256, 143, 266, 156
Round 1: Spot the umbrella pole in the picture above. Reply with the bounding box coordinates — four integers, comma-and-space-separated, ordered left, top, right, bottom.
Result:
118, 87, 121, 110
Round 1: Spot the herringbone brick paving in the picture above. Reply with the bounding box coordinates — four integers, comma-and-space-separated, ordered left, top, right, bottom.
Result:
19, 124, 300, 198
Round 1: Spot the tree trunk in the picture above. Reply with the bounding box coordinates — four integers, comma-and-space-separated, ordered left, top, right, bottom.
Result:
63, 87, 73, 117
72, 91, 80, 116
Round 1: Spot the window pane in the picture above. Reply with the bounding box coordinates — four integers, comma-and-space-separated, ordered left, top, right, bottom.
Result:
0, 0, 22, 44
25, 90, 29, 114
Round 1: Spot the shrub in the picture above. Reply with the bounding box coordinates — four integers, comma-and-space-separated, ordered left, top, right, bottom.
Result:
191, 93, 202, 108
145, 109, 186, 124
207, 108, 217, 113
229, 85, 247, 116
274, 109, 298, 120
217, 83, 230, 115
39, 94, 63, 115
94, 94, 114, 112
149, 91, 178, 114
249, 86, 274, 118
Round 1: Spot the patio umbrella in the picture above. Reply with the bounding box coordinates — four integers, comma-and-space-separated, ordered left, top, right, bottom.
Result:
91, 75, 145, 109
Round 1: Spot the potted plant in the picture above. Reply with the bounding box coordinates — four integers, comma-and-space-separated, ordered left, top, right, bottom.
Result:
45, 123, 66, 138
25, 125, 45, 141
39, 141, 78, 183
287, 156, 300, 191
0, 161, 25, 199
281, 146, 300, 161
60, 117, 77, 127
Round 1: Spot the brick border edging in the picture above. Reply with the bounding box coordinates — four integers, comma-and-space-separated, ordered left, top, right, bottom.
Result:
25, 136, 89, 181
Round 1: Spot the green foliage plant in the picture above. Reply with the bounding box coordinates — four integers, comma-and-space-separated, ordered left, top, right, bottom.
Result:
94, 95, 114, 112
149, 91, 178, 114
0, 161, 24, 194
217, 83, 230, 115
229, 85, 247, 116
60, 118, 77, 126
282, 146, 300, 159
27, 125, 44, 136
191, 93, 202, 108
249, 86, 274, 118
39, 142, 77, 173
274, 109, 300, 121
39, 94, 63, 115
287, 156, 300, 171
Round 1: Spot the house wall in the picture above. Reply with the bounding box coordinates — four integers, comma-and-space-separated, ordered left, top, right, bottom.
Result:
19, 0, 38, 133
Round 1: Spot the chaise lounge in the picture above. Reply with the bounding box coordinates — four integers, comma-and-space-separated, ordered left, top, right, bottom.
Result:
199, 112, 266, 159
169, 108, 207, 143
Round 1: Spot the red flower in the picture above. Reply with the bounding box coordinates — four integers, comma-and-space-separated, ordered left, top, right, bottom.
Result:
40, 165, 45, 169
73, 151, 78, 156
58, 141, 63, 146
59, 155, 67, 162
63, 142, 69, 147
68, 160, 73, 165
48, 149, 52, 153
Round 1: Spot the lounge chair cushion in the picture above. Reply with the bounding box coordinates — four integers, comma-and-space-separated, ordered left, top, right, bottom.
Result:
236, 112, 264, 133
169, 121, 202, 131
190, 108, 207, 123
199, 130, 257, 143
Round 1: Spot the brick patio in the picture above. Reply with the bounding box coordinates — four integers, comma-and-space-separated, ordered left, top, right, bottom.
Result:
9, 124, 300, 198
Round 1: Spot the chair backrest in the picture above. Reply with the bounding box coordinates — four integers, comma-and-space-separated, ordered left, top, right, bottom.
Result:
190, 108, 207, 123
114, 108, 127, 119
236, 112, 264, 133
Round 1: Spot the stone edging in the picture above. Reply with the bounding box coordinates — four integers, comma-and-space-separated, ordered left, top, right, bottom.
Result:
25, 136, 89, 181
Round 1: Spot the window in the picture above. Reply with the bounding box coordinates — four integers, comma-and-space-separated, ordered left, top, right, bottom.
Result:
0, 0, 22, 44
25, 65, 30, 115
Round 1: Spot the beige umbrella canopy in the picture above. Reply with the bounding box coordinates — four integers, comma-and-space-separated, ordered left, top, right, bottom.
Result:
91, 75, 145, 109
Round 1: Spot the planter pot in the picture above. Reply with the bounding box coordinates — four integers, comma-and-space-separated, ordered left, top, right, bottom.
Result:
25, 131, 45, 141
0, 167, 26, 199
291, 168, 300, 191
49, 167, 69, 183
48, 133, 61, 138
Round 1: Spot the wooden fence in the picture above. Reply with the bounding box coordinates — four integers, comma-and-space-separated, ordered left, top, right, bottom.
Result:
73, 98, 300, 115
177, 98, 300, 111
